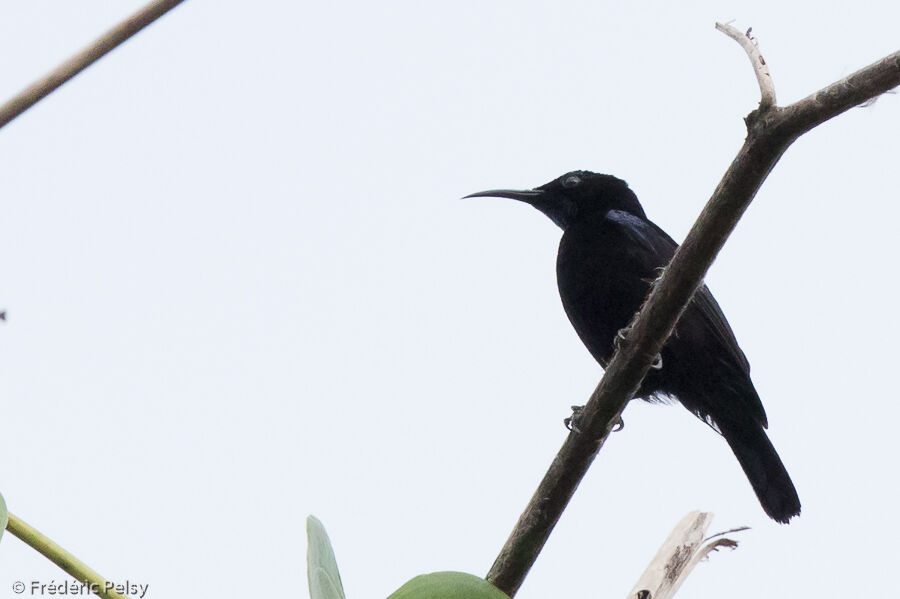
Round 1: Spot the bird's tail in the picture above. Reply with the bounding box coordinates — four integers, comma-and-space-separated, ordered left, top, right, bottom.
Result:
719, 422, 801, 524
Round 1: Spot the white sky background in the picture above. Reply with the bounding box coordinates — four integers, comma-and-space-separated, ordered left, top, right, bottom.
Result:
1, 1, 898, 598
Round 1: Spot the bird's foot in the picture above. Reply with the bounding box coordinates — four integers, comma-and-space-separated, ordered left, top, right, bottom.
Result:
642, 267, 668, 285
616, 327, 662, 369
565, 406, 625, 434
614, 327, 631, 349
564, 405, 584, 433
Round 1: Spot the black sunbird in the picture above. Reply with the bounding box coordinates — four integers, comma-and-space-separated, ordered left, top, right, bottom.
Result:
466, 170, 800, 523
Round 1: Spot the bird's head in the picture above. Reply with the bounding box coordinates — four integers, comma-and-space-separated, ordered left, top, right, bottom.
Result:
464, 170, 646, 229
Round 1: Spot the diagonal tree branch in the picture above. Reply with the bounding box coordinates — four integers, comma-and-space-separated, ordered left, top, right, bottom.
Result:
0, 0, 185, 130
486, 31, 899, 597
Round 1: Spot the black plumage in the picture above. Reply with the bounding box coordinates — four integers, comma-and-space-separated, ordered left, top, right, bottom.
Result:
466, 170, 800, 523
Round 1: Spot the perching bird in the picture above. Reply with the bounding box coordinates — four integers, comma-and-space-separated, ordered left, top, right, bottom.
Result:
466, 170, 800, 523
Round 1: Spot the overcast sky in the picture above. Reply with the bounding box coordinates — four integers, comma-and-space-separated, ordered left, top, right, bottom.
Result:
1, 2, 898, 598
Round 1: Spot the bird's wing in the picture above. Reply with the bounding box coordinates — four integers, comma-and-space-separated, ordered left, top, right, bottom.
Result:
604, 209, 677, 266
691, 284, 751, 372
605, 209, 766, 426
604, 209, 752, 375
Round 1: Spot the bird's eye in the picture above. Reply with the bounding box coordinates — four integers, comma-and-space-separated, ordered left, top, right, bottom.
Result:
562, 175, 581, 188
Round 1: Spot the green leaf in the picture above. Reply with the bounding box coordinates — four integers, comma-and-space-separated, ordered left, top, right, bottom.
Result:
307, 516, 346, 599
387, 572, 509, 599
0, 491, 7, 542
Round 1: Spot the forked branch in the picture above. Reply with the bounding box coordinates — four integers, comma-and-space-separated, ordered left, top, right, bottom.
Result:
486, 27, 899, 598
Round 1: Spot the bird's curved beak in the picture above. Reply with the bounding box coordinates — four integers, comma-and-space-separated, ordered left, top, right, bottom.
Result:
462, 188, 544, 204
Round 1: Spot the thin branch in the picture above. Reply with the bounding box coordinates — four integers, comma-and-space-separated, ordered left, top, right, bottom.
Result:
5, 513, 131, 599
486, 41, 900, 597
715, 22, 776, 109
702, 525, 750, 542
0, 0, 185, 130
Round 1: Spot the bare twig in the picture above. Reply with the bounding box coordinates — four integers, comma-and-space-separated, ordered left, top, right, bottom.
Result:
486, 39, 899, 597
715, 22, 776, 109
0, 0, 185, 130
626, 512, 745, 599
702, 525, 750, 542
